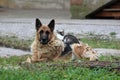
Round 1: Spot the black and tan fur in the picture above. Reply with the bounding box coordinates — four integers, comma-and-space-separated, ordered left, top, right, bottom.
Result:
26, 18, 64, 63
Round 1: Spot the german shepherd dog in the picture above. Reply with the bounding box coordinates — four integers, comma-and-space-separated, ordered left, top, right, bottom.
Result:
26, 18, 64, 63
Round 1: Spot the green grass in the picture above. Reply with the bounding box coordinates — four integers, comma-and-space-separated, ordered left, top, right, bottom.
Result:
0, 67, 120, 80
0, 55, 120, 80
81, 38, 120, 49
0, 36, 32, 51
0, 35, 120, 79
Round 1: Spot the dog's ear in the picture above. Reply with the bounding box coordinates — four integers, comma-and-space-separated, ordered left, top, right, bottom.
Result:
36, 18, 42, 31
48, 19, 55, 32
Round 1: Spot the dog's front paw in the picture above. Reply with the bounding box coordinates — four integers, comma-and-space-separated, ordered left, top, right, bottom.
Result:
25, 57, 32, 63
20, 57, 32, 64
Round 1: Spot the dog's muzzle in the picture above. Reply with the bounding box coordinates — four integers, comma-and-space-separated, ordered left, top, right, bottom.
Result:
40, 38, 49, 44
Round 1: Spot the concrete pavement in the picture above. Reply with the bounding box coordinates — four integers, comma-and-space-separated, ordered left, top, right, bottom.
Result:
0, 18, 120, 39
0, 47, 120, 58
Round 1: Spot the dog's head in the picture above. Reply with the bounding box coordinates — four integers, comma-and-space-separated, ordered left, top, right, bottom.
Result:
35, 18, 55, 44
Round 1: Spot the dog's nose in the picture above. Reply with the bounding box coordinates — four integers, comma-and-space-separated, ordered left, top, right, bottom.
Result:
42, 38, 47, 42
40, 38, 48, 44
41, 38, 46, 42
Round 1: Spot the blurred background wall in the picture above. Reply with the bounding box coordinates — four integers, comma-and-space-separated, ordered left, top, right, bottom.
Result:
0, 0, 110, 9
0, 0, 112, 19
0, 0, 70, 9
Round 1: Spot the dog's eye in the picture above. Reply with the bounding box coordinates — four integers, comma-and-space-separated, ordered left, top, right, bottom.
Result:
40, 30, 44, 34
46, 31, 50, 34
